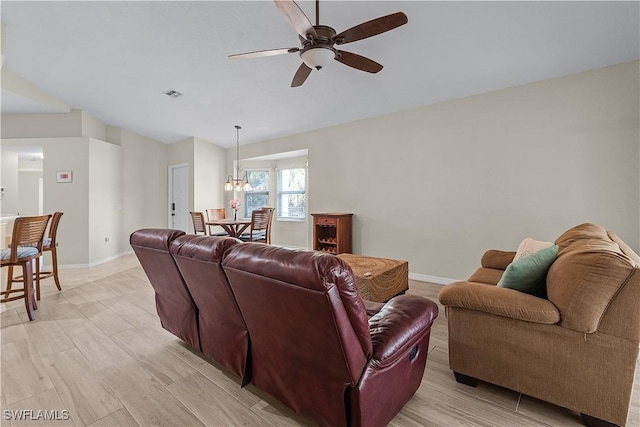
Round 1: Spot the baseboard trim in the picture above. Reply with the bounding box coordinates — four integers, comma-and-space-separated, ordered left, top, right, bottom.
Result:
409, 272, 458, 285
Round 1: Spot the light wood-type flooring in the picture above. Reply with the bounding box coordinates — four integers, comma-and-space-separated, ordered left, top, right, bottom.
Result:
1, 254, 639, 426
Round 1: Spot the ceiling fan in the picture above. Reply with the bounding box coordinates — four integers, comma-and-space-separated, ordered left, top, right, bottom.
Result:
229, 0, 408, 87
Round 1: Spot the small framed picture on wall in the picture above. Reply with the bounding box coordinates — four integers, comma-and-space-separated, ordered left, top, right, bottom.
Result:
56, 171, 73, 183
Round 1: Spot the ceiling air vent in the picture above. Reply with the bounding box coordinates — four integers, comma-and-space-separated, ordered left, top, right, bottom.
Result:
163, 89, 183, 98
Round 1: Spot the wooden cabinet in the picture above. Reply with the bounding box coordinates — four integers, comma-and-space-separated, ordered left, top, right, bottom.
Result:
312, 213, 353, 255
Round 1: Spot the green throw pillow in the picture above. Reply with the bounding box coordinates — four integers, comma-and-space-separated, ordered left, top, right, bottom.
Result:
497, 245, 558, 298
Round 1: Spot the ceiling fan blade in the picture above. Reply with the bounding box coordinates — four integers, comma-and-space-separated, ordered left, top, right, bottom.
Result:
229, 47, 299, 60
335, 12, 408, 45
291, 63, 312, 87
274, 0, 317, 40
335, 50, 383, 73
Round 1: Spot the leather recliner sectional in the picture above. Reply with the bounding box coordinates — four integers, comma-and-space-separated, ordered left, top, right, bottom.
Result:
130, 229, 439, 427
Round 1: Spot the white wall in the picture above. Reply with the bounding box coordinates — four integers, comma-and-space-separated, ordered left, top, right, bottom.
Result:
236, 61, 640, 280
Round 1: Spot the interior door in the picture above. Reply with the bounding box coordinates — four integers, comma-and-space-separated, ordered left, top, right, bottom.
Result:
169, 164, 189, 231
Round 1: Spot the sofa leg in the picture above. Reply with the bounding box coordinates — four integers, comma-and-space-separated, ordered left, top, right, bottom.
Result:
580, 413, 620, 427
453, 371, 478, 387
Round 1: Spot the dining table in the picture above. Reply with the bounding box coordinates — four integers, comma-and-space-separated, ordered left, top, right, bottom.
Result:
205, 218, 251, 238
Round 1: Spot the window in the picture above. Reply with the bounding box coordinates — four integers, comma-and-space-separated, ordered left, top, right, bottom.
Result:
244, 170, 270, 217
277, 168, 306, 220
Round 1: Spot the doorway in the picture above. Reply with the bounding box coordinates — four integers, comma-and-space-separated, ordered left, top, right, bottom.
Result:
168, 164, 189, 231
0, 145, 43, 217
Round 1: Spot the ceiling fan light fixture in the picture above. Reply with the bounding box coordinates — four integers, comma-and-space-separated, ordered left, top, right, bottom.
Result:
300, 47, 335, 70
229, 1, 408, 86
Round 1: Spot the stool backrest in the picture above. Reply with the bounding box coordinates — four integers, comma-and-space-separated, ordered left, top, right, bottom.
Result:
6, 215, 50, 263
47, 212, 64, 247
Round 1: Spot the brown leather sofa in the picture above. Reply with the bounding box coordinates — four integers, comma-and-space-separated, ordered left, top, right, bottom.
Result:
130, 229, 199, 349
130, 229, 439, 427
438, 223, 640, 427
131, 230, 250, 382
170, 234, 250, 384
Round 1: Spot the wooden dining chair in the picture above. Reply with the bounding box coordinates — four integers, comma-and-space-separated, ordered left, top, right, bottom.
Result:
239, 209, 273, 244
1, 215, 50, 321
205, 208, 229, 236
261, 207, 275, 244
190, 212, 208, 235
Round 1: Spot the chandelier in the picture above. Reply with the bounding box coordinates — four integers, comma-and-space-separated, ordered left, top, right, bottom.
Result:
224, 125, 251, 192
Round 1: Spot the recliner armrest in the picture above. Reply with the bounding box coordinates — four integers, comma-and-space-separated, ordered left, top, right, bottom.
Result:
438, 281, 560, 324
368, 295, 439, 368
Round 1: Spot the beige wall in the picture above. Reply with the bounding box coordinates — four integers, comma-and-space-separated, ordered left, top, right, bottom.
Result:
40, 137, 91, 266
82, 110, 107, 140
2, 62, 638, 278
88, 138, 122, 264
236, 156, 309, 248
1, 150, 19, 215
2, 118, 170, 266
17, 159, 43, 216
236, 61, 640, 280
18, 171, 41, 216
194, 137, 226, 214
168, 138, 195, 228
110, 127, 168, 252
1, 109, 82, 138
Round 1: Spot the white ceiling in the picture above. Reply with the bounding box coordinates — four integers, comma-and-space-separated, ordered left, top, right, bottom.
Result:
1, 1, 638, 148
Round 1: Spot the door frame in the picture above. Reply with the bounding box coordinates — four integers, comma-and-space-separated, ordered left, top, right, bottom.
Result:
168, 163, 189, 230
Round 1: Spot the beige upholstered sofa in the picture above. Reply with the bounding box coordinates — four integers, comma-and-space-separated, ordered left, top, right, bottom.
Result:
438, 223, 640, 427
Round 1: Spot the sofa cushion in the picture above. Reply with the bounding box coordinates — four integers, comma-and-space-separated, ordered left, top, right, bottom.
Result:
547, 237, 637, 333
497, 245, 558, 298
468, 267, 504, 285
0, 246, 39, 260
514, 238, 554, 262
607, 231, 640, 265
438, 281, 560, 324
480, 250, 515, 270
555, 223, 609, 250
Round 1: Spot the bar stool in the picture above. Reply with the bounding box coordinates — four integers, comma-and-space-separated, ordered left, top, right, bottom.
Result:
5, 212, 64, 301
1, 215, 50, 320
36, 212, 63, 300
